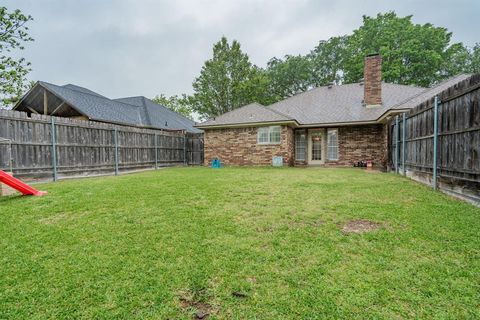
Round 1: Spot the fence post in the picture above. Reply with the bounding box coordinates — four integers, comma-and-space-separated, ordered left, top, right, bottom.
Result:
433, 95, 439, 190
395, 116, 399, 173
402, 112, 407, 176
183, 131, 187, 166
154, 133, 158, 169
51, 117, 58, 181
114, 128, 119, 176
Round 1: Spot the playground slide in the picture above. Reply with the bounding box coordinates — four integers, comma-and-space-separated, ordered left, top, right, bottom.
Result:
0, 170, 47, 196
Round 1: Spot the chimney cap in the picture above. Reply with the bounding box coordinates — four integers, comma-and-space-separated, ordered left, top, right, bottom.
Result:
366, 53, 381, 57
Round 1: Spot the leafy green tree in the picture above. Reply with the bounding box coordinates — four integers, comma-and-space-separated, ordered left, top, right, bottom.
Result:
0, 7, 33, 108
441, 43, 472, 78
342, 12, 467, 87
309, 36, 348, 86
470, 43, 480, 73
152, 94, 193, 120
266, 55, 313, 101
190, 36, 270, 119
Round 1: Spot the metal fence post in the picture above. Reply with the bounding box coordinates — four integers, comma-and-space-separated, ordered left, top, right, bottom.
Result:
114, 128, 119, 176
433, 96, 439, 190
183, 132, 187, 166
402, 112, 407, 176
51, 118, 58, 181
154, 133, 158, 170
395, 116, 399, 173
8, 140, 13, 173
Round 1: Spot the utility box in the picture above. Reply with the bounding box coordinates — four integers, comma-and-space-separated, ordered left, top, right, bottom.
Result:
211, 158, 221, 169
272, 156, 283, 167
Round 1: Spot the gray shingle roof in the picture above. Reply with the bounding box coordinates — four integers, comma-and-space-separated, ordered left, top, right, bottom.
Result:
63, 84, 107, 98
114, 96, 202, 133
392, 74, 471, 110
199, 103, 295, 127
268, 82, 424, 125
36, 82, 201, 133
196, 75, 470, 128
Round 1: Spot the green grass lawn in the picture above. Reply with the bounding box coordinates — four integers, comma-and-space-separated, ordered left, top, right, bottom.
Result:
0, 167, 479, 319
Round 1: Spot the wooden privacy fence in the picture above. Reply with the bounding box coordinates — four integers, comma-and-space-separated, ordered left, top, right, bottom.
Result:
0, 109, 203, 181
390, 74, 480, 204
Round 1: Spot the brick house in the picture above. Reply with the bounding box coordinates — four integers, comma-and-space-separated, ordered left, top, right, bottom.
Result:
196, 55, 469, 168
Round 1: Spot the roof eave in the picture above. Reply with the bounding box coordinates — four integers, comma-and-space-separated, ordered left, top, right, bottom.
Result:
297, 120, 380, 127
17, 82, 93, 120
376, 108, 412, 123
196, 118, 386, 129
196, 119, 299, 129
12, 81, 41, 111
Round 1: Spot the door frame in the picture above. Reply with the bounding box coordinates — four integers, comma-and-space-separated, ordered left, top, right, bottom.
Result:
307, 128, 326, 165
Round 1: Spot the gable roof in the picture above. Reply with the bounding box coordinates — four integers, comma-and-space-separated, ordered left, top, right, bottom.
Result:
196, 74, 470, 128
16, 82, 201, 133
199, 103, 296, 127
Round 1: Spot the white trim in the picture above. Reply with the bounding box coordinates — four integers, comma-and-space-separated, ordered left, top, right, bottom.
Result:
307, 129, 326, 165
257, 125, 281, 144
196, 109, 417, 129
197, 120, 298, 129
327, 128, 339, 161
294, 130, 307, 161
299, 120, 378, 127
377, 108, 411, 123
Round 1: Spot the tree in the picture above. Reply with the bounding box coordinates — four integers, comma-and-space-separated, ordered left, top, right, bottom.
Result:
190, 36, 270, 120
342, 12, 468, 87
469, 43, 480, 73
152, 94, 193, 120
441, 43, 472, 78
0, 6, 33, 108
308, 36, 348, 86
266, 55, 313, 101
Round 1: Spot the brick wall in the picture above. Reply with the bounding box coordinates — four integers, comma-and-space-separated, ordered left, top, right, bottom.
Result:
204, 125, 294, 166
204, 124, 387, 168
325, 124, 387, 167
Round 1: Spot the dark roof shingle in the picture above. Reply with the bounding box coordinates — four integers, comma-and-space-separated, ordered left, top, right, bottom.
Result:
199, 103, 294, 127
34, 82, 201, 133
197, 75, 470, 128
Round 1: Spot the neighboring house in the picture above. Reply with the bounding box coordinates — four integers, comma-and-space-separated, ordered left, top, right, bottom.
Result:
13, 82, 201, 133
196, 54, 470, 167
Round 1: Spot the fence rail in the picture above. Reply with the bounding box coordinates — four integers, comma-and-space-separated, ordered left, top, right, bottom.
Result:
389, 74, 480, 204
0, 110, 203, 181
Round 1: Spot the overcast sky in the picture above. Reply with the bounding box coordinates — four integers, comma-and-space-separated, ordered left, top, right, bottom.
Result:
5, 0, 480, 99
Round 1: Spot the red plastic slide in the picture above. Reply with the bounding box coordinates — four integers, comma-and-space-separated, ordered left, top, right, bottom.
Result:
0, 170, 47, 196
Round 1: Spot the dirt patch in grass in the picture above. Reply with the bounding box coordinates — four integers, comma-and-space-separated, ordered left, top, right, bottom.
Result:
179, 289, 213, 319
179, 297, 212, 319
342, 219, 382, 234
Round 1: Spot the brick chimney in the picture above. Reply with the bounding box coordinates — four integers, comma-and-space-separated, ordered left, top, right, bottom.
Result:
364, 54, 382, 107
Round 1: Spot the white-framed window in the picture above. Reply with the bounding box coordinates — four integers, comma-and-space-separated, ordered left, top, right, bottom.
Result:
327, 128, 339, 160
257, 126, 281, 144
295, 130, 306, 161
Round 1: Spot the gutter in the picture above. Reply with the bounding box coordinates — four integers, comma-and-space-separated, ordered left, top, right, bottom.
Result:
196, 119, 383, 129
196, 119, 299, 129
